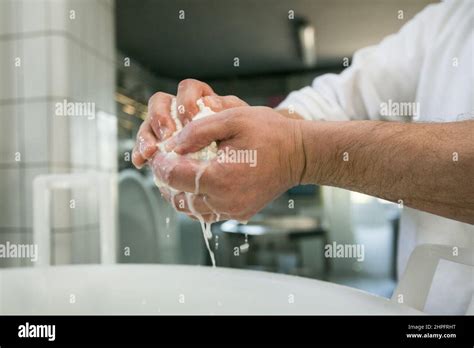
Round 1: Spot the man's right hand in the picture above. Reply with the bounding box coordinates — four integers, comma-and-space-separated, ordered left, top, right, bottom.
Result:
132, 79, 247, 169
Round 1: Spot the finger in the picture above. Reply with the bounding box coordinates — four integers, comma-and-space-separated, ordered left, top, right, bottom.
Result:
176, 79, 215, 124
148, 92, 176, 141
202, 95, 248, 112
174, 193, 214, 215
150, 152, 211, 194
131, 144, 146, 169
161, 189, 215, 215
137, 121, 159, 158
160, 188, 182, 210
170, 107, 245, 155
159, 187, 181, 211
160, 183, 226, 221
132, 122, 158, 168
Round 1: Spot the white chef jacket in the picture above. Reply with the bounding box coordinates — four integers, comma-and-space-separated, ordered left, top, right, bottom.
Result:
278, 0, 473, 314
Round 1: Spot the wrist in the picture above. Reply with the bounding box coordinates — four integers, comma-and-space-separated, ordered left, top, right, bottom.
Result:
281, 118, 335, 188
297, 120, 335, 185
276, 108, 305, 120
285, 119, 309, 188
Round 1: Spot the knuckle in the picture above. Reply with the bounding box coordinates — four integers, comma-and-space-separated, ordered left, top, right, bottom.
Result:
226, 95, 242, 104
154, 91, 167, 98
149, 91, 166, 105
137, 120, 149, 134
226, 111, 245, 127
178, 78, 197, 89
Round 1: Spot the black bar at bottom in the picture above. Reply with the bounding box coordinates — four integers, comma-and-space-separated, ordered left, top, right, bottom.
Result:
0, 315, 471, 346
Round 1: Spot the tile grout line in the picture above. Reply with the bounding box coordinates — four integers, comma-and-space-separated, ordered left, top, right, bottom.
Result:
0, 30, 116, 65
17, 0, 26, 267
0, 162, 116, 173
0, 224, 100, 234
0, 95, 117, 116
47, 0, 55, 266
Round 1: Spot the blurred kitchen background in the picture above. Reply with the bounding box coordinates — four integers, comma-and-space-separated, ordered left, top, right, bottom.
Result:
0, 0, 437, 298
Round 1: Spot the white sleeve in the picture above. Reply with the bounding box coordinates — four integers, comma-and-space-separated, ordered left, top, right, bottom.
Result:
277, 1, 450, 121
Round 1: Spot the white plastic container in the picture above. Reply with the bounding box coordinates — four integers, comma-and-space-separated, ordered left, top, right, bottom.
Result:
0, 264, 421, 315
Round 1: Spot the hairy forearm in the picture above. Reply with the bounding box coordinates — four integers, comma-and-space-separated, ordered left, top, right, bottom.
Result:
298, 120, 474, 224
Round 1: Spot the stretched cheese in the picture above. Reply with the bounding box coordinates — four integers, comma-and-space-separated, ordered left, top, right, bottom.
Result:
153, 98, 218, 267
154, 98, 218, 189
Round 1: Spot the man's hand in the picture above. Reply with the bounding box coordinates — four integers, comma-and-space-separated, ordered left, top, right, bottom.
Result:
131, 79, 247, 169
150, 106, 305, 222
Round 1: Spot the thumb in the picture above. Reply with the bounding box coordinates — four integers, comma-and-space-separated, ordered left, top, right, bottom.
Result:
171, 108, 241, 155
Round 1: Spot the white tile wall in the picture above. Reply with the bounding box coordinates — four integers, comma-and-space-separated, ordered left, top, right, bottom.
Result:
52, 231, 73, 264
104, 9, 115, 58
48, 0, 70, 33
100, 0, 114, 9
98, 57, 116, 114
71, 41, 87, 102
50, 188, 73, 229
22, 166, 50, 229
84, 226, 100, 262
1, 0, 116, 268
0, 168, 22, 228
84, 1, 100, 53
85, 117, 100, 167
72, 226, 100, 264
50, 35, 70, 97
84, 50, 96, 104
20, 231, 34, 267
50, 101, 71, 165
22, 36, 49, 99
22, 102, 49, 163
71, 186, 99, 227
0, 40, 21, 101
69, 115, 89, 167
0, 0, 19, 36
69, 0, 87, 41
98, 5, 114, 59
0, 0, 110, 39
71, 227, 88, 263
97, 111, 117, 171
0, 231, 25, 267
0, 104, 21, 164
48, 0, 105, 53
104, 67, 116, 114
20, 0, 47, 33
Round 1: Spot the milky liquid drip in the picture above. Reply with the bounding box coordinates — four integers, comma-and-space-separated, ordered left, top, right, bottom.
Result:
153, 99, 218, 267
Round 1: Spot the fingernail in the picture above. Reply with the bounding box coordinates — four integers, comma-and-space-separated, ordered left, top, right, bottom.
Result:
206, 96, 222, 110
131, 151, 144, 169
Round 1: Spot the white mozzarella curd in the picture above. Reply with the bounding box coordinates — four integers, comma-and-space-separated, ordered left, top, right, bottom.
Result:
153, 98, 218, 267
